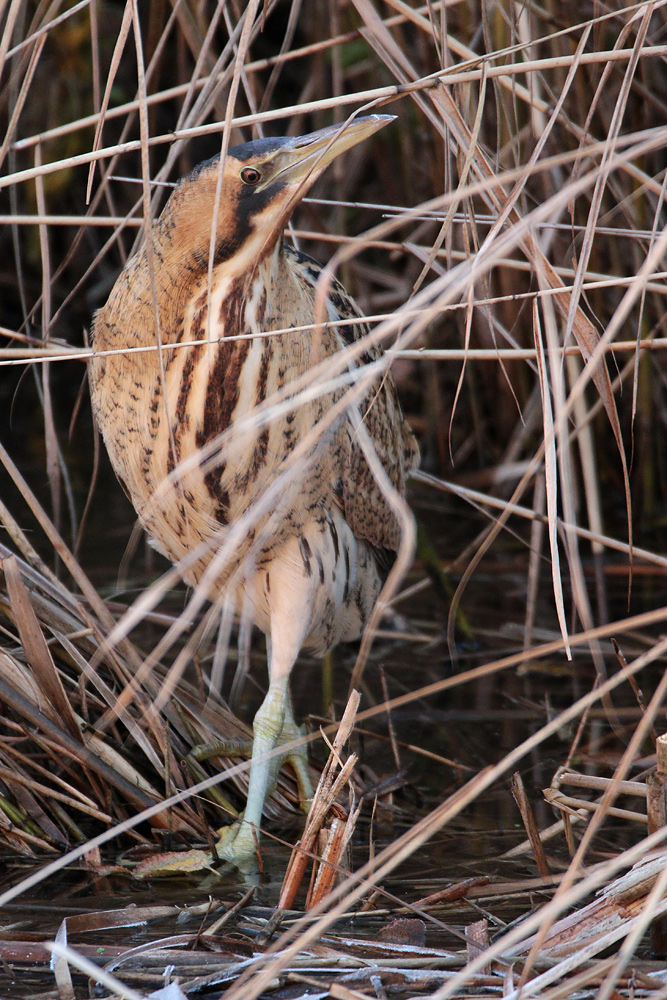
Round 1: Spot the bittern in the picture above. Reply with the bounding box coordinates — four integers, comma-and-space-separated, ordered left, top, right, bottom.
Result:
89, 115, 419, 867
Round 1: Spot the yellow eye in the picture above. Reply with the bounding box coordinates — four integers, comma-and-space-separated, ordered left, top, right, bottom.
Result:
240, 167, 261, 185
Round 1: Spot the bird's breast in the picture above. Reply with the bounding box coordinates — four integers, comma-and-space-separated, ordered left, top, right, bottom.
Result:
89, 262, 338, 586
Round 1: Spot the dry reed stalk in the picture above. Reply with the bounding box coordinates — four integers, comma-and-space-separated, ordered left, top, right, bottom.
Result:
510, 770, 551, 877
2, 2, 667, 997
279, 691, 361, 911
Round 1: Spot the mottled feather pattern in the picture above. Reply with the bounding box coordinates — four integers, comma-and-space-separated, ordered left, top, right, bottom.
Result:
284, 245, 419, 553
92, 243, 416, 588
88, 118, 417, 864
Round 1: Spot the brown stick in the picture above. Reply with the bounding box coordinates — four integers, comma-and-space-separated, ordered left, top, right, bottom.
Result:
510, 772, 551, 878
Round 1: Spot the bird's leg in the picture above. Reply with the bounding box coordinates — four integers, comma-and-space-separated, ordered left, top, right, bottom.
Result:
194, 687, 311, 812
214, 550, 326, 869
215, 593, 317, 868
278, 686, 313, 814
215, 674, 289, 866
191, 736, 252, 762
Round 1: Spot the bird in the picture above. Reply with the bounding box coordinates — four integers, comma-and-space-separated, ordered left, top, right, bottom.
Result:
89, 114, 419, 868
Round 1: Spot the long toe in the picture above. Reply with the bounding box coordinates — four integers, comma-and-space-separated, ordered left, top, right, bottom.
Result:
279, 729, 314, 813
191, 738, 253, 762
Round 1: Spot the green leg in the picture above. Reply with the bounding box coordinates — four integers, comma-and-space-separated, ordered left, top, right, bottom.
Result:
215, 577, 316, 869
216, 676, 289, 866
215, 679, 314, 867
192, 737, 253, 761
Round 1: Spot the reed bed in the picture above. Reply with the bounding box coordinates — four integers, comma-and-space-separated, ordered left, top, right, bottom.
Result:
1, 0, 667, 997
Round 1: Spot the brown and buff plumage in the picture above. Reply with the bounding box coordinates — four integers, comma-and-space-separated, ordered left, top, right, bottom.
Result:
89, 116, 419, 867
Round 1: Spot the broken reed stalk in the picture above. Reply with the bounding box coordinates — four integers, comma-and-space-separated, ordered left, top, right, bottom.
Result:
510, 771, 551, 877
279, 690, 361, 912
466, 919, 490, 975
3, 4, 667, 996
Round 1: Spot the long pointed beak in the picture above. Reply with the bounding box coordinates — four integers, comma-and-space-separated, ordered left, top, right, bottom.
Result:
264, 114, 396, 189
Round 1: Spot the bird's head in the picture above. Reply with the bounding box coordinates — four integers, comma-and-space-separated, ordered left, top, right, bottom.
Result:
161, 114, 395, 276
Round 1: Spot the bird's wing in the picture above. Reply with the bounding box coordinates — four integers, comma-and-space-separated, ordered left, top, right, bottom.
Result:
341, 311, 419, 553
296, 255, 419, 555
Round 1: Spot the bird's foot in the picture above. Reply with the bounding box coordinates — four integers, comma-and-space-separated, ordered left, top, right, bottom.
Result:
191, 737, 253, 762
280, 731, 314, 815
211, 736, 312, 874
214, 818, 261, 873
192, 732, 312, 812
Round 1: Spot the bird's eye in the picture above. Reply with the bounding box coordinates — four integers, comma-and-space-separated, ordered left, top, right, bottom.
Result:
240, 167, 262, 185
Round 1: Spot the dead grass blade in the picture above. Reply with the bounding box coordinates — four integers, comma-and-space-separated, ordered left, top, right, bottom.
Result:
3, 4, 667, 997
533, 298, 570, 656
86, 0, 133, 204
2, 555, 81, 741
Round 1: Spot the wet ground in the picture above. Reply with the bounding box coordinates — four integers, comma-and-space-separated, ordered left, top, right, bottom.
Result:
1, 500, 664, 996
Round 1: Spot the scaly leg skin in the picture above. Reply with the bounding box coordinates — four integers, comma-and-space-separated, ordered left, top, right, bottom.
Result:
197, 693, 312, 811
216, 676, 289, 867
192, 737, 253, 761
215, 679, 314, 869
216, 562, 317, 870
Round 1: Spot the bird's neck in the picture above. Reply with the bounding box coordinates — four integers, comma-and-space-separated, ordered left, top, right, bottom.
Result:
95, 219, 289, 357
